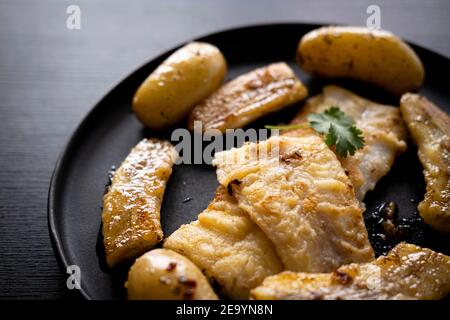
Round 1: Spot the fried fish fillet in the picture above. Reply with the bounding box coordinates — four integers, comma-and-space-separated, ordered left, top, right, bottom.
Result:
250, 243, 450, 300
285, 85, 407, 201
164, 186, 283, 299
400, 94, 450, 233
188, 62, 307, 133
102, 138, 175, 267
213, 132, 374, 272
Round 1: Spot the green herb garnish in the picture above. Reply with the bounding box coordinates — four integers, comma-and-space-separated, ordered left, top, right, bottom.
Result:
264, 123, 308, 130
265, 106, 365, 157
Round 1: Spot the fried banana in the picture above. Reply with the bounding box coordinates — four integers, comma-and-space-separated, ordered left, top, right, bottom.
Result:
188, 62, 307, 133
213, 132, 374, 272
164, 186, 283, 299
400, 94, 450, 233
286, 85, 407, 202
250, 243, 450, 300
102, 138, 175, 267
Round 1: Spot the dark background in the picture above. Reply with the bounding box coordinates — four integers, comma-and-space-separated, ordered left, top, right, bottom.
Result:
0, 0, 449, 299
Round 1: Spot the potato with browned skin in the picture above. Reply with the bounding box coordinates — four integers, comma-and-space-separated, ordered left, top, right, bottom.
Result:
133, 42, 227, 130
126, 249, 218, 300
297, 26, 424, 96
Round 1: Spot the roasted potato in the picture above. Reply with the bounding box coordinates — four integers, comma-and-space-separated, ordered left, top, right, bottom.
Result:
297, 26, 424, 96
126, 249, 218, 300
133, 42, 227, 130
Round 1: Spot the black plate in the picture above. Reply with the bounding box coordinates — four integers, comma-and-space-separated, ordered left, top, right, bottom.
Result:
49, 23, 450, 300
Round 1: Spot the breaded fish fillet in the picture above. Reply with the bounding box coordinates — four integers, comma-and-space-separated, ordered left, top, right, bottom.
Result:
188, 62, 307, 133
400, 94, 450, 233
213, 132, 374, 272
251, 243, 450, 300
286, 85, 407, 201
102, 138, 175, 267
164, 186, 283, 299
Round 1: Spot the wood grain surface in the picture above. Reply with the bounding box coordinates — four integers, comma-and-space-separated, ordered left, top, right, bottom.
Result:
0, 0, 449, 299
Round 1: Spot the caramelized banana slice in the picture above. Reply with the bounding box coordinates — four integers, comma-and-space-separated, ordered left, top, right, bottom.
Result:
188, 62, 307, 133
286, 85, 407, 202
213, 133, 374, 272
164, 186, 283, 299
251, 243, 450, 300
400, 94, 450, 233
102, 139, 175, 267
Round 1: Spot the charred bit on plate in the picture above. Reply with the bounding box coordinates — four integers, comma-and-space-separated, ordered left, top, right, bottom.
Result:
104, 165, 116, 193
182, 197, 193, 203
227, 179, 241, 195
364, 201, 425, 255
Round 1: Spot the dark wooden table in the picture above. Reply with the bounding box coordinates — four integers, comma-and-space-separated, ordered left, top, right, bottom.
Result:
0, 0, 449, 299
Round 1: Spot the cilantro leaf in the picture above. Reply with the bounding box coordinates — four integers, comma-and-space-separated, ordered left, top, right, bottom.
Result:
264, 106, 364, 157
307, 107, 354, 132
308, 106, 364, 157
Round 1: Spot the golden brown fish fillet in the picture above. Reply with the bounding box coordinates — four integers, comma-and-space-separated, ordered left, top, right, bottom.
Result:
286, 85, 407, 202
102, 138, 175, 267
251, 243, 450, 300
213, 132, 374, 272
188, 62, 307, 133
164, 186, 283, 299
400, 94, 450, 233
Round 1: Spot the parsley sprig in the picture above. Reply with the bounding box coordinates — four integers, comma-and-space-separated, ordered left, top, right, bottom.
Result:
265, 106, 365, 157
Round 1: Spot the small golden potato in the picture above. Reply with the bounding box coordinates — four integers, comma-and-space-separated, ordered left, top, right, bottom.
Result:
297, 26, 425, 96
133, 42, 227, 130
126, 249, 218, 300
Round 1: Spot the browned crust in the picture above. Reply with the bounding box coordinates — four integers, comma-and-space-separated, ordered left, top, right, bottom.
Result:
188, 62, 307, 132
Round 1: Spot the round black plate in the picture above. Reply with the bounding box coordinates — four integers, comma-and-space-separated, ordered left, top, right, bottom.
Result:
49, 23, 450, 300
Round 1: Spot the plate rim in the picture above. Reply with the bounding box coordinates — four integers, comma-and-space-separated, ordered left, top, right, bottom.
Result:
47, 22, 450, 300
